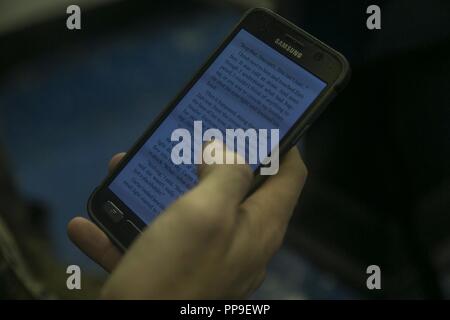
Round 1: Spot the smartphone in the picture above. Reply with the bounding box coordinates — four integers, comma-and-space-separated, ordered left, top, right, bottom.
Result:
88, 8, 350, 250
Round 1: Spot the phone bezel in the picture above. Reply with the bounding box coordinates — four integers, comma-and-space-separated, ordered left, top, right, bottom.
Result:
87, 8, 350, 251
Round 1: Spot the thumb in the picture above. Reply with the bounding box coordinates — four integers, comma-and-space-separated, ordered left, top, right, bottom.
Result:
194, 140, 253, 208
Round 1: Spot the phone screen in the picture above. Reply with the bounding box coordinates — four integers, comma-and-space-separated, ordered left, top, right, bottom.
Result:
109, 29, 327, 223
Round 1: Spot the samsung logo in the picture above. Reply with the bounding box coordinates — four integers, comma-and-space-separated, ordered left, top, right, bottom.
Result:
275, 38, 303, 58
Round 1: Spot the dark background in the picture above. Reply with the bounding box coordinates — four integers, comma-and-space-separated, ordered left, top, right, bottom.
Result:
0, 0, 449, 299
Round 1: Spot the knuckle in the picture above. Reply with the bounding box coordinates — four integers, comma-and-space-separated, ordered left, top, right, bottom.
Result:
241, 208, 285, 262
243, 210, 285, 266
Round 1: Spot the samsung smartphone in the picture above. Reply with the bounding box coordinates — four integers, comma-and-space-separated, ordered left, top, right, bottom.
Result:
88, 8, 350, 250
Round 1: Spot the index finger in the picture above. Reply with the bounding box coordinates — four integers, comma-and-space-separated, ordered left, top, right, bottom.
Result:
192, 141, 254, 208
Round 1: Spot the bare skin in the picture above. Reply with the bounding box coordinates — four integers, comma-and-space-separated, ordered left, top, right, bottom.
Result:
67, 146, 307, 299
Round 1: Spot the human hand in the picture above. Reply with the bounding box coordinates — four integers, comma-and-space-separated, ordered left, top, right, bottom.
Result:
68, 145, 307, 299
